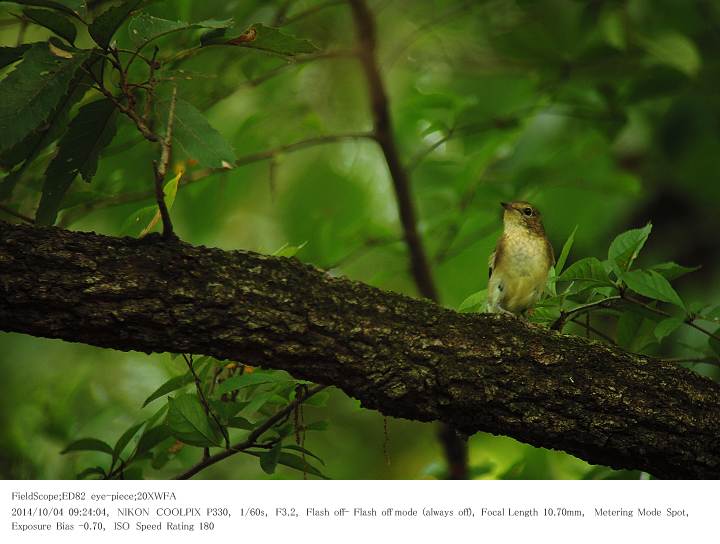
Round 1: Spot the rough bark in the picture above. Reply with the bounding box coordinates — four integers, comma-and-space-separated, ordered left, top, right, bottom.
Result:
1, 220, 719, 479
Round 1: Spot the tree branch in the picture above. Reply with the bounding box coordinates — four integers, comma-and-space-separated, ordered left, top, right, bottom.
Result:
2, 221, 719, 479
349, 0, 438, 302
175, 385, 327, 480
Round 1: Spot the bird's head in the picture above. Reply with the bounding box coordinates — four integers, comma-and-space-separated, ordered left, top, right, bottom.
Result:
501, 201, 546, 235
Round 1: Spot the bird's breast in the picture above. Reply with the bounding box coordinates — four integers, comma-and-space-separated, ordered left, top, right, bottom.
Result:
502, 234, 550, 279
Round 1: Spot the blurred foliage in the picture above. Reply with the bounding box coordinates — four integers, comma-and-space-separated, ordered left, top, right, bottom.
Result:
1, 0, 719, 480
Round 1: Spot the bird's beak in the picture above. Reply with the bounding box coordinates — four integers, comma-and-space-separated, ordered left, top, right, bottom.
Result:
500, 202, 510, 210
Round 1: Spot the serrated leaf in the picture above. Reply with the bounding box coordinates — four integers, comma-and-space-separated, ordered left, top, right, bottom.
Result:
36, 98, 118, 225
555, 225, 577, 275
654, 316, 684, 343
23, 7, 77, 43
0, 44, 31, 68
165, 394, 222, 448
608, 223, 652, 276
0, 42, 90, 155
458, 289, 487, 312
650, 262, 700, 281
158, 98, 236, 169
62, 438, 113, 455
622, 269, 685, 308
142, 373, 193, 407
0, 62, 90, 197
127, 13, 233, 48
201, 23, 318, 57
559, 257, 613, 289
259, 441, 282, 474
89, 0, 145, 49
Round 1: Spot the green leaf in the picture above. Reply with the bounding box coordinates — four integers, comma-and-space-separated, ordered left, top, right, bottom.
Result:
89, 0, 145, 49
142, 373, 193, 407
559, 257, 613, 289
555, 225, 577, 275
709, 328, 720, 358
227, 416, 254, 430
159, 97, 236, 169
201, 23, 318, 56
654, 316, 684, 343
36, 98, 118, 225
165, 394, 222, 448
275, 452, 329, 479
304, 420, 329, 432
112, 422, 144, 465
216, 372, 288, 395
23, 8, 77, 43
138, 170, 182, 237
135, 425, 173, 456
458, 289, 487, 312
283, 444, 325, 465
303, 389, 329, 407
0, 44, 31, 69
615, 311, 656, 351
622, 269, 685, 308
0, 42, 90, 155
608, 223, 652, 276
650, 262, 700, 281
244, 450, 329, 478
127, 13, 233, 48
641, 32, 701, 77
259, 441, 282, 474
76, 466, 106, 480
62, 438, 113, 455
7, 1, 81, 18
273, 241, 307, 258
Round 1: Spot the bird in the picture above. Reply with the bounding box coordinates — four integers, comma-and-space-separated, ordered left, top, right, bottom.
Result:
487, 201, 554, 315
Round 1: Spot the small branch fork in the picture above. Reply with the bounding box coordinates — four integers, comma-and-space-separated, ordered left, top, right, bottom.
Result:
175, 385, 327, 480
152, 86, 177, 238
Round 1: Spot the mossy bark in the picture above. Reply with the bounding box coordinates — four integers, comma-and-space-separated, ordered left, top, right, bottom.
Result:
1, 221, 719, 478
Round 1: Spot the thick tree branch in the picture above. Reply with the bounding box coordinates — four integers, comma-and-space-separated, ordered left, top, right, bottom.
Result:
1, 221, 719, 479
349, 0, 467, 477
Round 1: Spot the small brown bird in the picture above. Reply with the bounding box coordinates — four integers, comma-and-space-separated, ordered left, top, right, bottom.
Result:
487, 201, 554, 315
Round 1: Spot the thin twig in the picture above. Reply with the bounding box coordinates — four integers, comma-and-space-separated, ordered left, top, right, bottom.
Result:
0, 204, 34, 224
152, 86, 177, 238
174, 384, 327, 480
182, 354, 229, 449
551, 296, 623, 331
569, 316, 616, 345
349, 0, 438, 302
59, 132, 374, 226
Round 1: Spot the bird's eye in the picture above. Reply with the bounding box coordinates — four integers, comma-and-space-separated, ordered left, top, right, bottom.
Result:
523, 207, 533, 216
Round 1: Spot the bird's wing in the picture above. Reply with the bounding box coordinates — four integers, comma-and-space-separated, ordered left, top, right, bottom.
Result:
488, 235, 505, 278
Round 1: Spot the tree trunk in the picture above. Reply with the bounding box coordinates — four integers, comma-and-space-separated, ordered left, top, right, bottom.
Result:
1, 221, 719, 478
